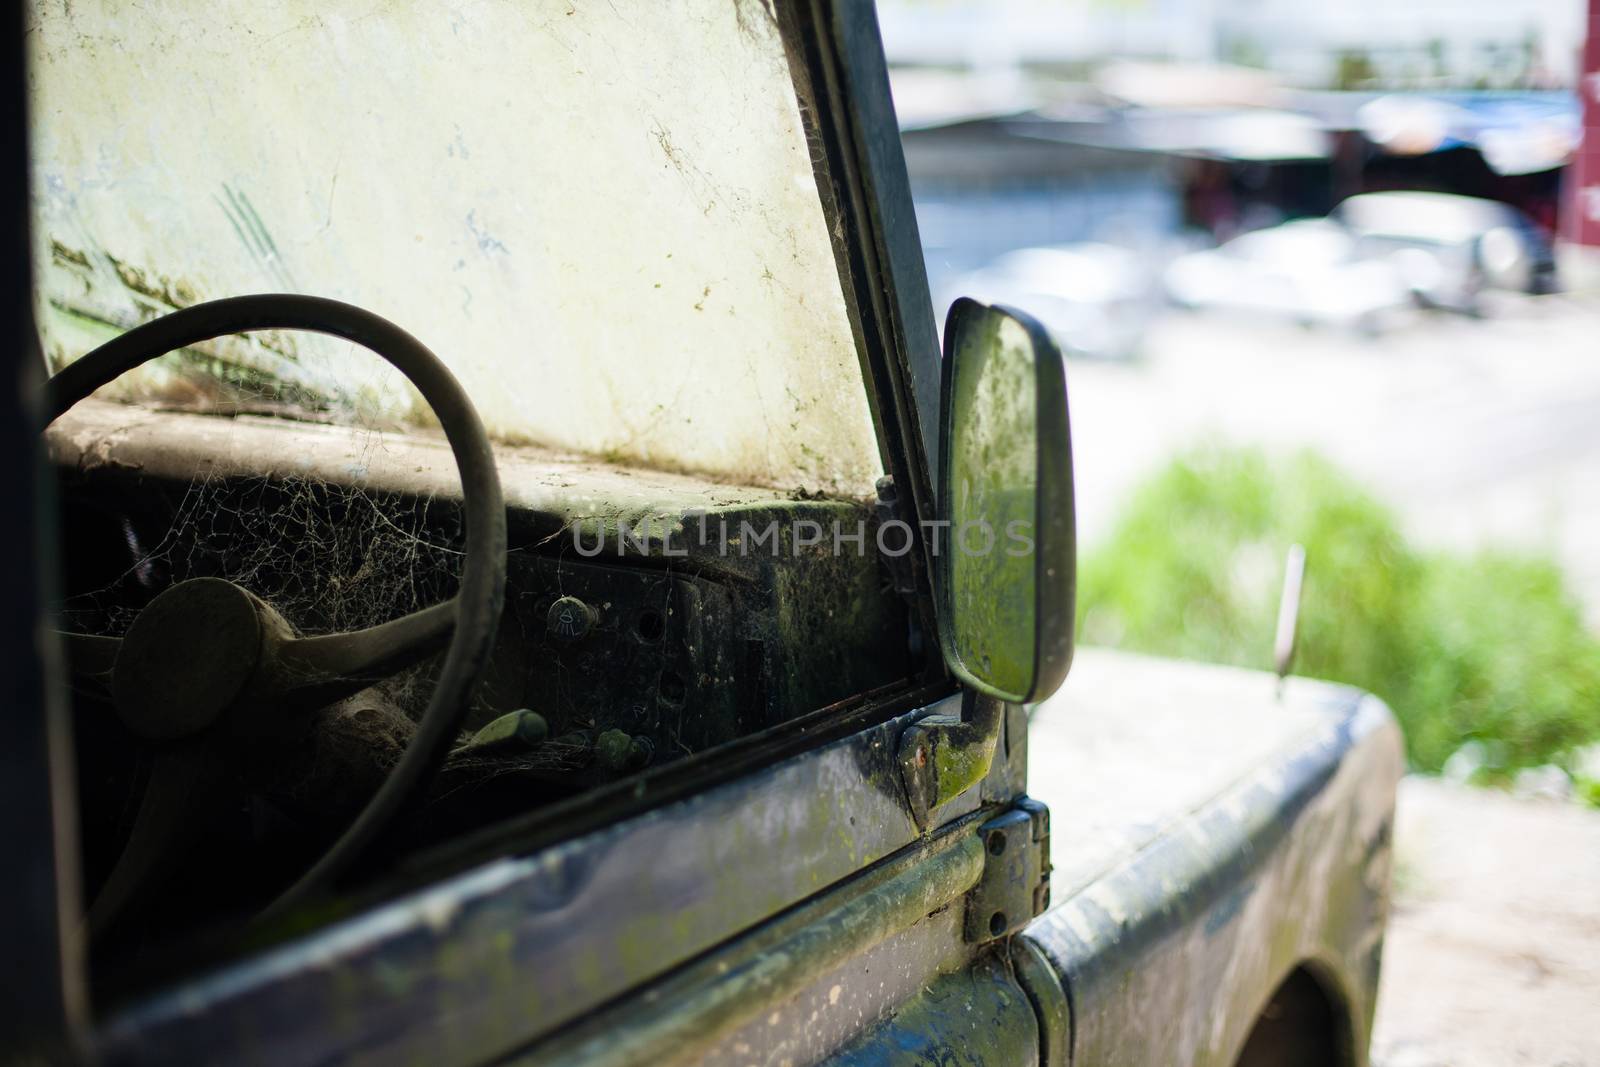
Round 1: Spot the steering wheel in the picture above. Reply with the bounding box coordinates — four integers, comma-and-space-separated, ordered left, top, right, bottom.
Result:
46, 295, 507, 932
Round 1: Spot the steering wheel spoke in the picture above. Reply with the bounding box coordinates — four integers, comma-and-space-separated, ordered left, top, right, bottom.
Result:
271, 598, 459, 710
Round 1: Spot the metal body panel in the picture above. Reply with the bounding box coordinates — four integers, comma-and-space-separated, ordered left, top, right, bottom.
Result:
1021, 650, 1403, 1066
665, 898, 977, 1067
514, 824, 990, 1067
97, 694, 972, 1066
825, 952, 1040, 1067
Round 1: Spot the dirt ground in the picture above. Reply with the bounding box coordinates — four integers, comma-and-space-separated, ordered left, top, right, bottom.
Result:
1370, 778, 1600, 1067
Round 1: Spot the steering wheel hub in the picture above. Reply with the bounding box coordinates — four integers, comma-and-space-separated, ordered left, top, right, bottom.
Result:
113, 578, 264, 740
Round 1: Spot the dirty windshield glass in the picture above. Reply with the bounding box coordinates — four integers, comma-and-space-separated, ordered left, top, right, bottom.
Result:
27, 0, 881, 494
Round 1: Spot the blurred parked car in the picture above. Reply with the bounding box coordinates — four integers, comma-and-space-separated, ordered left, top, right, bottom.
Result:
1165, 192, 1557, 331
1163, 219, 1413, 335
1334, 191, 1559, 308
945, 243, 1159, 360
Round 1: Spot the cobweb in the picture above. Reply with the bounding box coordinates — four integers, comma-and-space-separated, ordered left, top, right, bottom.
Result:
58, 431, 601, 816
49, 333, 626, 875
65, 472, 453, 629
59, 429, 464, 727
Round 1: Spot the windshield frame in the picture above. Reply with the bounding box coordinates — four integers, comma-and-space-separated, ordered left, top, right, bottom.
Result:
777, 0, 944, 611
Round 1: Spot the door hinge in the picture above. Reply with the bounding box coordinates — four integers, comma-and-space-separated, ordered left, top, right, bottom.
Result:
965, 797, 1051, 942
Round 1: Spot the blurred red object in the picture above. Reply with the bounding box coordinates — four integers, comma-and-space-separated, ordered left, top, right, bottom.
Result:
1568, 0, 1600, 245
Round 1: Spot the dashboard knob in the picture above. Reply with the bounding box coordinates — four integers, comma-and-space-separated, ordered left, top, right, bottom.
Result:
547, 596, 597, 643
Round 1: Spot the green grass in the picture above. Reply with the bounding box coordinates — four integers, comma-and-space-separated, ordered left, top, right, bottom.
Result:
1078, 446, 1600, 778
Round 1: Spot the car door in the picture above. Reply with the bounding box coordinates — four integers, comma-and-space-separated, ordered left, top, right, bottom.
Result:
8, 4, 1071, 1065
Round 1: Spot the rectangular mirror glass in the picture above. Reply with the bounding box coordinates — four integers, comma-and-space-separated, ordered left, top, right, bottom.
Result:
939, 298, 1075, 704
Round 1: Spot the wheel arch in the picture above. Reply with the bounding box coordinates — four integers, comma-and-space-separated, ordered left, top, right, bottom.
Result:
1232, 958, 1359, 1067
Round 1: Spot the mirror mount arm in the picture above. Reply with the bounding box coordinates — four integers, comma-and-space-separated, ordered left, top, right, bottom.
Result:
896, 692, 1005, 831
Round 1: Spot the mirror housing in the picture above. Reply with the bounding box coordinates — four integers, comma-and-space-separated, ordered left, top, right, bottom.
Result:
936, 298, 1075, 705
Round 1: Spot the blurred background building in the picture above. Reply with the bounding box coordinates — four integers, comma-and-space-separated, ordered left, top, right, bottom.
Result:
885, 1, 1591, 328
878, 0, 1586, 86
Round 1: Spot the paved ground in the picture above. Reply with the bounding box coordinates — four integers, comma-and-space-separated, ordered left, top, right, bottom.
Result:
1373, 778, 1600, 1067
1067, 289, 1600, 625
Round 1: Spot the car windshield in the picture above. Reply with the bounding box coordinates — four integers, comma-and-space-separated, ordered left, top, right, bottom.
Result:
27, 1, 882, 494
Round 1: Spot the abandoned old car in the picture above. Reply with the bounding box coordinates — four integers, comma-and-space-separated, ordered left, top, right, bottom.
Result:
3, 2, 1401, 1064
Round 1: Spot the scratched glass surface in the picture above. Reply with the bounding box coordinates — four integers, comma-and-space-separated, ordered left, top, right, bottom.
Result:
27, 0, 881, 493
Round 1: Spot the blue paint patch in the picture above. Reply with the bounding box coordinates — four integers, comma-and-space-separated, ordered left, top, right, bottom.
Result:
1204, 880, 1255, 936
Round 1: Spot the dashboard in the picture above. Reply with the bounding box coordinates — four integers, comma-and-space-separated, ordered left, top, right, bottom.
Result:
46, 400, 915, 954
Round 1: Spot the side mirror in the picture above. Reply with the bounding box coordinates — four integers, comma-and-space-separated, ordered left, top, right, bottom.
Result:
937, 298, 1075, 704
